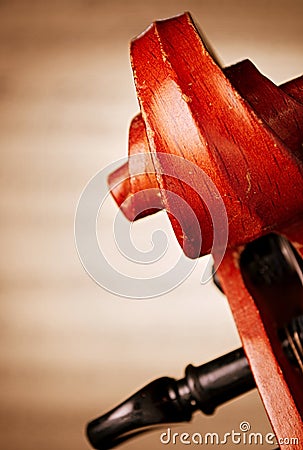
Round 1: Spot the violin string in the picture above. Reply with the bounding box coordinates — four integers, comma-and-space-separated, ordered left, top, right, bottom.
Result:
279, 236, 303, 372
285, 327, 303, 374
293, 330, 303, 361
279, 236, 303, 286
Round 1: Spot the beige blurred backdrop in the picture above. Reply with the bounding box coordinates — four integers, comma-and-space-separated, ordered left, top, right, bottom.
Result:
0, 1, 302, 449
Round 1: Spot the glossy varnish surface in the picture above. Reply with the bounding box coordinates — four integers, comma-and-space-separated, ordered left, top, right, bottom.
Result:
109, 12, 303, 446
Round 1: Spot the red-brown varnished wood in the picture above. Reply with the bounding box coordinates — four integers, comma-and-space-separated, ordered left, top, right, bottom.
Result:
109, 72, 303, 232
218, 250, 303, 446
224, 60, 303, 158
108, 114, 162, 220
282, 75, 303, 104
108, 12, 303, 446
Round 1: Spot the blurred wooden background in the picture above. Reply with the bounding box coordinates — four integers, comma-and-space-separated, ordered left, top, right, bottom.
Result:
0, 1, 302, 449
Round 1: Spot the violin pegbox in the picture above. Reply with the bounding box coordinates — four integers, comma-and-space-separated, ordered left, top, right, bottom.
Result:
108, 12, 303, 446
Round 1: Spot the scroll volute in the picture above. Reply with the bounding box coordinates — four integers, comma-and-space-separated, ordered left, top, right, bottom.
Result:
108, 12, 303, 445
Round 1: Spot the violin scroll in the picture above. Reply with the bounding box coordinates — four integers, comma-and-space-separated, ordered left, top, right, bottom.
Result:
88, 12, 303, 448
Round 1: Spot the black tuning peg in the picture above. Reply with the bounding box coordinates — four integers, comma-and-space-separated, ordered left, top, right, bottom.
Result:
87, 312, 303, 450
87, 231, 303, 450
86, 347, 254, 449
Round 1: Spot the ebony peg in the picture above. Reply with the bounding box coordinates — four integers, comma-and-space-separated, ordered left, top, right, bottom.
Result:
87, 348, 254, 449
86, 314, 303, 450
